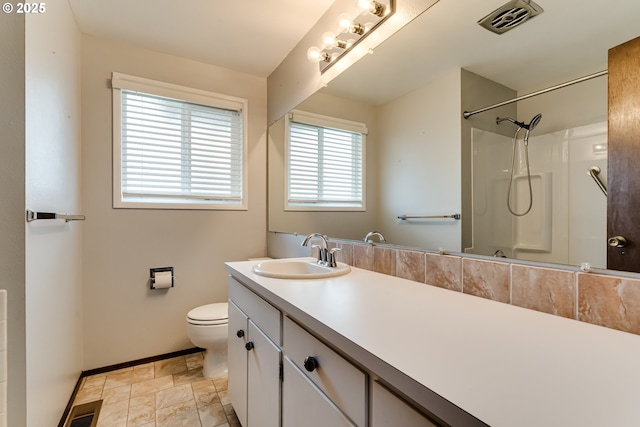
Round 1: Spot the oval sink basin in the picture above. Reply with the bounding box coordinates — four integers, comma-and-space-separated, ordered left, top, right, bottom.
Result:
252, 258, 351, 279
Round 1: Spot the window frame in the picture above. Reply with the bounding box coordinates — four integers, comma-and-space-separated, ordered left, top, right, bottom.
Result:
285, 110, 367, 212
112, 72, 248, 210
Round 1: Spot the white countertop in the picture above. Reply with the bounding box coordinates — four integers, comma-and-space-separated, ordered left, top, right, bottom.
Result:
225, 258, 640, 427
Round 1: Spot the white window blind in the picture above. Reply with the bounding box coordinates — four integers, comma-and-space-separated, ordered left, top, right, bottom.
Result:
112, 73, 247, 209
287, 110, 366, 210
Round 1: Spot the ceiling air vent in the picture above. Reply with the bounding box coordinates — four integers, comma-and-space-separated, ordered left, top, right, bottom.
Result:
478, 0, 544, 34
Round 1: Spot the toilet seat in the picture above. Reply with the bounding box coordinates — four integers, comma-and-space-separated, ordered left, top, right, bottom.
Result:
187, 302, 228, 326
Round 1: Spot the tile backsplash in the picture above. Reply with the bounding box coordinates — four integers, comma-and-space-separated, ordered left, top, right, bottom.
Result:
0, 290, 6, 427
323, 239, 640, 336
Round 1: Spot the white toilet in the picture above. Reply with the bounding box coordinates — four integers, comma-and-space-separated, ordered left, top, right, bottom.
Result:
186, 302, 229, 378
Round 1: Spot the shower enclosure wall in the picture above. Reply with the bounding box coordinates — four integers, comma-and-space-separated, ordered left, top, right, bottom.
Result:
469, 121, 607, 268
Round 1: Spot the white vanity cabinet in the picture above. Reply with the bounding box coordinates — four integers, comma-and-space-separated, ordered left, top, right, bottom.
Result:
282, 316, 366, 427
228, 277, 282, 427
371, 381, 438, 427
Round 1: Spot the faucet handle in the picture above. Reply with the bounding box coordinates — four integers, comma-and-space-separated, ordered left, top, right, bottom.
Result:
328, 247, 342, 267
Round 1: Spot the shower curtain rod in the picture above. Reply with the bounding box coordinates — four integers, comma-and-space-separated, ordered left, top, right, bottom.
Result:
463, 70, 608, 119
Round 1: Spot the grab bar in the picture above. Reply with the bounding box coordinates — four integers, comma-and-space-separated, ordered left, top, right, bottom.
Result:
398, 213, 461, 220
26, 209, 86, 223
588, 166, 607, 197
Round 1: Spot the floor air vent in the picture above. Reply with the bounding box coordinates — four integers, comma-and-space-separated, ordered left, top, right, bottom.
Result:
478, 0, 543, 34
65, 400, 102, 427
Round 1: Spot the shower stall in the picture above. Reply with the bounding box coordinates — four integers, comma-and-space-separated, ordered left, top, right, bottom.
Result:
469, 121, 607, 268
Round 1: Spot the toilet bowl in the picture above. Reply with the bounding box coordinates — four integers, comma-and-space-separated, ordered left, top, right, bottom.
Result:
186, 302, 229, 378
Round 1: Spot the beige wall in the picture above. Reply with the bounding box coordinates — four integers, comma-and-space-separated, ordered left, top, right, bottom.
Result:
81, 35, 268, 369
267, 0, 440, 124
0, 12, 27, 427
268, 91, 378, 240
24, 4, 83, 425
376, 69, 462, 250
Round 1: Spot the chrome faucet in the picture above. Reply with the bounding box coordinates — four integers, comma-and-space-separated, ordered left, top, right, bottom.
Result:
364, 231, 386, 244
301, 233, 340, 267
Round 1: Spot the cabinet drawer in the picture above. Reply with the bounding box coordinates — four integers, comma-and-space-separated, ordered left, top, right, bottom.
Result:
371, 381, 438, 427
283, 316, 366, 427
228, 276, 281, 344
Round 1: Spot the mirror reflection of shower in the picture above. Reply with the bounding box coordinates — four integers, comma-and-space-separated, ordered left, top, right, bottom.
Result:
496, 113, 543, 216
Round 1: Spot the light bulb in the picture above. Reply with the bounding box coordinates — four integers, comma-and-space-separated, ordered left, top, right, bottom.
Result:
337, 13, 353, 32
321, 32, 337, 49
356, 0, 373, 14
307, 46, 329, 63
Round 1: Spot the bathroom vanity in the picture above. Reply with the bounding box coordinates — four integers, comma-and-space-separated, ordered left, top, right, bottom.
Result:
225, 258, 640, 427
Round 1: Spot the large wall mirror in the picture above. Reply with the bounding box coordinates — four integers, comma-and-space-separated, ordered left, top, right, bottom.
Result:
268, 0, 640, 272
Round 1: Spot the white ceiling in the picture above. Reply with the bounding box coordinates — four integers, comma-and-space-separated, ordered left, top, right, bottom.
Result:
324, 0, 640, 105
69, 0, 640, 103
68, 0, 335, 77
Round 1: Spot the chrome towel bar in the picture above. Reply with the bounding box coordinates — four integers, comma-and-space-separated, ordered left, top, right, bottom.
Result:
26, 209, 86, 222
588, 166, 607, 197
398, 214, 461, 220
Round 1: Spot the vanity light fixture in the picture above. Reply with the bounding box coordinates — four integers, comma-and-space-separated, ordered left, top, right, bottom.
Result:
307, 0, 395, 73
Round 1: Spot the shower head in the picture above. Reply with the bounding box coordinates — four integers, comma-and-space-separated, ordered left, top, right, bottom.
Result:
528, 113, 542, 131
496, 113, 542, 130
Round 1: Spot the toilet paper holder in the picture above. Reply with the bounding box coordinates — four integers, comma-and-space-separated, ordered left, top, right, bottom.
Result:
150, 267, 174, 289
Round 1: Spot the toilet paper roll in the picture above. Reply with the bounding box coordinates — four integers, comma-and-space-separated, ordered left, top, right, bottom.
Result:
153, 271, 173, 289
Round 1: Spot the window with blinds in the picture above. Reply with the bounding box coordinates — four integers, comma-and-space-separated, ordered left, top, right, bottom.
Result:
286, 111, 366, 210
111, 73, 247, 210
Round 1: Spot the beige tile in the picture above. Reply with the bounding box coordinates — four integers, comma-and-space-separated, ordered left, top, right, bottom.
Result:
104, 369, 138, 390
82, 375, 106, 390
193, 382, 220, 409
373, 247, 397, 276
352, 244, 374, 270
511, 265, 576, 319
191, 379, 214, 392
578, 273, 640, 334
217, 389, 231, 406
156, 399, 201, 427
328, 242, 353, 266
74, 385, 103, 405
130, 392, 155, 409
185, 353, 204, 371
128, 400, 155, 426
133, 363, 155, 382
154, 357, 187, 377
462, 258, 510, 303
96, 399, 129, 427
156, 384, 194, 410
212, 377, 227, 392
173, 369, 205, 386
198, 402, 227, 426
131, 376, 174, 397
425, 254, 462, 292
396, 250, 425, 282
102, 384, 131, 404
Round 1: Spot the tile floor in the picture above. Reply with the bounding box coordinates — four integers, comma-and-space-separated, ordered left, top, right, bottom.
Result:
70, 352, 240, 427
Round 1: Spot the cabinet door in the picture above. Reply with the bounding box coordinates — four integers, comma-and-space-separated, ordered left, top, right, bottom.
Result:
371, 381, 438, 427
228, 301, 249, 427
247, 320, 281, 427
282, 357, 355, 427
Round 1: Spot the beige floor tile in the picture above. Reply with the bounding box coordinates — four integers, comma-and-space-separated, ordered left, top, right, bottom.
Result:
193, 383, 219, 409
82, 375, 107, 390
131, 376, 174, 397
198, 402, 227, 427
96, 399, 129, 427
154, 356, 188, 377
75, 386, 103, 405
190, 379, 214, 392
173, 369, 204, 387
130, 392, 155, 409
102, 384, 131, 405
217, 389, 230, 406
104, 370, 138, 390
156, 384, 194, 410
212, 377, 227, 392
156, 399, 201, 427
185, 352, 204, 371
127, 399, 155, 426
